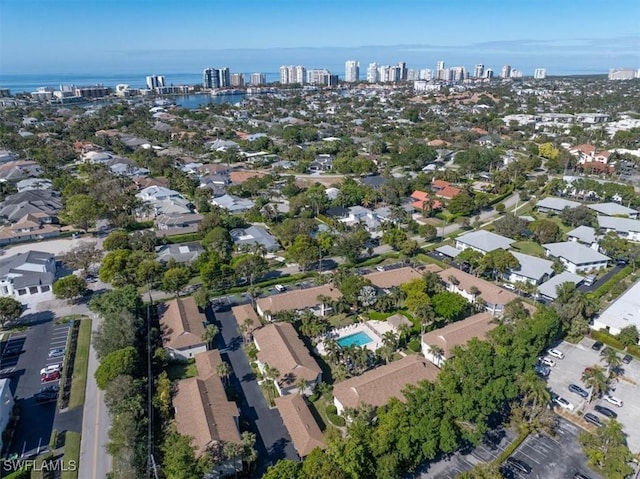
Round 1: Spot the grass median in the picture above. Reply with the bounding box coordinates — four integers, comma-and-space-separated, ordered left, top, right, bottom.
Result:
61, 431, 81, 479
68, 318, 92, 410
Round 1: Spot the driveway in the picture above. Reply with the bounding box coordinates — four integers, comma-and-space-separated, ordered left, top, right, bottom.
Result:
213, 301, 297, 474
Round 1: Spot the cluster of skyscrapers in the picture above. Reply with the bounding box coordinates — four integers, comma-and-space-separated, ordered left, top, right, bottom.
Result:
279, 66, 339, 86
202, 68, 266, 89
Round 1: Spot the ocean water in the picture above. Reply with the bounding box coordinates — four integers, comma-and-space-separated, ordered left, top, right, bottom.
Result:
0, 72, 281, 93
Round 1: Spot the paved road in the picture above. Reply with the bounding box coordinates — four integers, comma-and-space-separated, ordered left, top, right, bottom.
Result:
78, 312, 111, 479
213, 303, 297, 475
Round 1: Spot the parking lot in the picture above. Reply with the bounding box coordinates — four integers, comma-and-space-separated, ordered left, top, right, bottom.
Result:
544, 338, 640, 453
1, 316, 71, 456
506, 418, 602, 479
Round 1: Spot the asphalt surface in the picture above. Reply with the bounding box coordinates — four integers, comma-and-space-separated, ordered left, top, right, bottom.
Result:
213, 300, 298, 475
2, 311, 75, 457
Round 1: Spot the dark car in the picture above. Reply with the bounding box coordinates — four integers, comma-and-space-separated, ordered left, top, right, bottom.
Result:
568, 383, 589, 399
591, 341, 603, 351
594, 405, 617, 418
584, 412, 602, 427
506, 457, 532, 474
534, 364, 550, 377
2, 344, 22, 357
574, 473, 591, 479
622, 354, 632, 364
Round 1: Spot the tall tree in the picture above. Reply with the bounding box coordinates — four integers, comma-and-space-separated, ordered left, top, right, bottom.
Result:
61, 194, 102, 231
162, 267, 191, 296
61, 241, 102, 277
52, 275, 87, 302
0, 297, 23, 326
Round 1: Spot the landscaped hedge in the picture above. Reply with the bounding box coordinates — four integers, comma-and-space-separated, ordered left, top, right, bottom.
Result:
496, 431, 529, 464
408, 339, 421, 353
589, 329, 626, 350
626, 344, 640, 358
588, 266, 632, 301
326, 404, 345, 427
162, 232, 203, 244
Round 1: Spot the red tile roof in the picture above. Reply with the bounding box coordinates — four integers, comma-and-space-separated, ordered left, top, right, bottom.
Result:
436, 185, 462, 199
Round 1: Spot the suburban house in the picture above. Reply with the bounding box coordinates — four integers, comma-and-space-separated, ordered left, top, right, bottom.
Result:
0, 379, 14, 452
16, 178, 52, 192
569, 144, 612, 165
253, 322, 322, 396
332, 355, 439, 415
588, 202, 638, 219
410, 191, 443, 212
0, 213, 60, 246
255, 284, 342, 320
597, 216, 640, 242
535, 197, 581, 214
0, 189, 62, 223
359, 175, 388, 189
567, 225, 599, 249
0, 160, 43, 181
0, 251, 56, 301
275, 394, 325, 458
438, 268, 519, 316
543, 241, 610, 274
211, 194, 255, 213
338, 206, 385, 235
155, 213, 203, 236
537, 272, 584, 301
230, 226, 280, 252
172, 350, 242, 477
454, 230, 515, 255
505, 252, 554, 285
136, 185, 184, 202
365, 265, 440, 290
431, 180, 461, 199
421, 312, 496, 367
159, 297, 208, 360
592, 278, 640, 338
155, 243, 204, 264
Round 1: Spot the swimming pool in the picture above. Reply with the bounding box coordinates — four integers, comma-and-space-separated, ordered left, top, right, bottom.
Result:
337, 331, 374, 348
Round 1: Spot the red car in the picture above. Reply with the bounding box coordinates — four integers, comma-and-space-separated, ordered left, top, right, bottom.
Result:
41, 371, 60, 383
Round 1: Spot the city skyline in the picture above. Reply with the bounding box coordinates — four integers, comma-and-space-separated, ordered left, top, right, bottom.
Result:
1, 0, 639, 75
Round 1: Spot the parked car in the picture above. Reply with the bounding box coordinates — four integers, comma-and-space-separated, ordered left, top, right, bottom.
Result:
274, 284, 286, 293
603, 394, 623, 407
0, 367, 16, 378
622, 354, 632, 364
534, 364, 550, 377
574, 473, 591, 479
553, 396, 575, 411
48, 348, 65, 358
40, 364, 61, 375
41, 371, 60, 383
584, 413, 602, 427
2, 344, 22, 357
591, 341, 603, 351
594, 405, 617, 418
547, 348, 565, 359
538, 356, 556, 368
506, 457, 532, 474
568, 383, 589, 399
503, 283, 516, 291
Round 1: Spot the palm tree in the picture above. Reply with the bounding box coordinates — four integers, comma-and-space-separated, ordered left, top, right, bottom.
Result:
201, 324, 219, 349
333, 363, 349, 382
296, 378, 309, 395
428, 344, 445, 366
600, 347, 621, 378
517, 370, 551, 414
323, 338, 341, 365
582, 365, 608, 402
448, 274, 460, 287
263, 363, 280, 385
216, 361, 231, 386
469, 285, 481, 298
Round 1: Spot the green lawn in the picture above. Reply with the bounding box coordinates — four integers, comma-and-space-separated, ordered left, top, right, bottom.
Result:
511, 241, 545, 257
68, 318, 92, 410
61, 431, 81, 479
166, 360, 198, 381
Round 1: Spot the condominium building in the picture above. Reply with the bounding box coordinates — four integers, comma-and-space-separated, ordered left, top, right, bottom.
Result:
485, 68, 494, 79
279, 65, 306, 84
608, 68, 637, 80
366, 63, 380, 83
218, 67, 231, 88
474, 64, 485, 78
500, 65, 511, 78
146, 75, 165, 90
203, 68, 219, 89
419, 69, 433, 81
307, 69, 331, 85
345, 60, 359, 82
534, 68, 547, 80
250, 73, 266, 85
509, 69, 523, 78
230, 73, 245, 87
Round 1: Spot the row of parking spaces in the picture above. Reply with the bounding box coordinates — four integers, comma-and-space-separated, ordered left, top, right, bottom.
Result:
0, 332, 28, 377
506, 419, 602, 479
543, 338, 640, 453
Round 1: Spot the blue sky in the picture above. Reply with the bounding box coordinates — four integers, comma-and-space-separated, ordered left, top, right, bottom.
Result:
1, 0, 639, 75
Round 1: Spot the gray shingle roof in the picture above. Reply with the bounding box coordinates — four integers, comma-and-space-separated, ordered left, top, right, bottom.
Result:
598, 215, 640, 234
538, 272, 584, 299
588, 202, 638, 217
567, 225, 597, 244
436, 245, 462, 258
543, 241, 610, 265
230, 226, 280, 252
510, 252, 554, 281
455, 230, 515, 253
536, 197, 581, 212
0, 250, 55, 289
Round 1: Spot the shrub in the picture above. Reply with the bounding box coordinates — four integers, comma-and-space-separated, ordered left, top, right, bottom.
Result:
408, 339, 421, 353
326, 404, 345, 427
589, 329, 625, 350
626, 344, 640, 358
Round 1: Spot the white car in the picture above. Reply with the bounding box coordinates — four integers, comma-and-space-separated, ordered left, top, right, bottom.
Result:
603, 394, 623, 407
553, 396, 575, 411
40, 364, 61, 375
547, 348, 565, 359
503, 283, 516, 291
538, 356, 556, 367
274, 284, 286, 293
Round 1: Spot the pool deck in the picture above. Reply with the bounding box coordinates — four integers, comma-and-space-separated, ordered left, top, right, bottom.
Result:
316, 320, 395, 355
